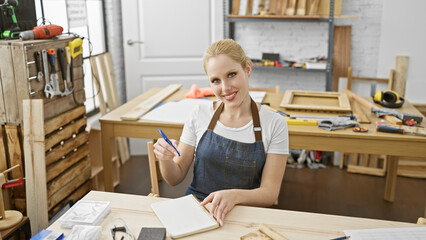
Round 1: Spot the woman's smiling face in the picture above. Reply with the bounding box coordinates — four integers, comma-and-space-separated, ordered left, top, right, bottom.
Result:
206, 54, 251, 108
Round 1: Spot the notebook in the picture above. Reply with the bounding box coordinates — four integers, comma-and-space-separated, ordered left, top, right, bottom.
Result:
151, 195, 219, 238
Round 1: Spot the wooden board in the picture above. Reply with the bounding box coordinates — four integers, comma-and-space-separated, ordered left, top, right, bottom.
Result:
45, 132, 89, 169
231, 0, 241, 15
246, 0, 254, 16
0, 45, 19, 124
333, 26, 351, 91
23, 99, 48, 235
0, 126, 7, 172
280, 90, 351, 112
393, 56, 408, 98
44, 106, 86, 135
296, 0, 307, 16
120, 84, 182, 120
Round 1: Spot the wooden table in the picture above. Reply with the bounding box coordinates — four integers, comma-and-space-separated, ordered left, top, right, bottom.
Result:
100, 88, 426, 202
47, 191, 422, 240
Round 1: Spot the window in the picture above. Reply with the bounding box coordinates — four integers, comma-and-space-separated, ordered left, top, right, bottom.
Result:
35, 0, 107, 114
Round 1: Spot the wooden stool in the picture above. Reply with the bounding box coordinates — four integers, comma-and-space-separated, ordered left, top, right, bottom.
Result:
0, 216, 31, 240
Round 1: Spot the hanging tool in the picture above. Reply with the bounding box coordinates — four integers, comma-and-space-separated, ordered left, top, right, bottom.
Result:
34, 51, 43, 82
18, 24, 63, 40
47, 49, 65, 97
0, 0, 20, 39
42, 49, 55, 98
376, 124, 426, 137
68, 38, 82, 85
57, 48, 73, 96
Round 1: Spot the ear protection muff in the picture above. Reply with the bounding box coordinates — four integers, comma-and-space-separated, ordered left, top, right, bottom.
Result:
373, 90, 405, 108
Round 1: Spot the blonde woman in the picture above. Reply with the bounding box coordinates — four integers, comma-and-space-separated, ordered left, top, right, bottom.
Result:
154, 39, 288, 226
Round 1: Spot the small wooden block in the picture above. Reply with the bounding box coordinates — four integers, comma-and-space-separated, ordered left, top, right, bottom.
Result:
241, 230, 272, 240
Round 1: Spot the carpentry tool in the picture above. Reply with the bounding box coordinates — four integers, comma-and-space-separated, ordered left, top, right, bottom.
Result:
286, 118, 317, 126
47, 49, 64, 97
34, 51, 42, 82
42, 49, 55, 98
372, 108, 423, 123
57, 48, 73, 96
376, 124, 426, 137
0, 0, 20, 39
18, 24, 63, 40
68, 38, 82, 88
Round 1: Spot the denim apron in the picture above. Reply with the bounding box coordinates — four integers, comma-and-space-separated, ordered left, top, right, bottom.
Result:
186, 98, 266, 201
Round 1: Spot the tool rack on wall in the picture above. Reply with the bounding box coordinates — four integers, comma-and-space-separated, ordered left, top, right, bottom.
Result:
223, 0, 336, 91
0, 36, 90, 235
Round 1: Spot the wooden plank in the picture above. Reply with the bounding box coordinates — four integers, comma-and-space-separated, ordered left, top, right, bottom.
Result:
45, 117, 87, 151
347, 153, 357, 166
384, 156, 399, 202
286, 0, 296, 15
0, 47, 7, 123
45, 131, 89, 166
245, 0, 254, 16
0, 126, 8, 172
47, 156, 91, 197
349, 98, 370, 123
231, 0, 241, 15
333, 26, 351, 91
0, 45, 19, 124
121, 84, 182, 120
102, 53, 130, 164
48, 180, 91, 218
342, 88, 402, 124
278, 0, 288, 15
358, 154, 369, 167
368, 154, 379, 168
103, 53, 120, 109
353, 77, 389, 83
393, 56, 408, 98
296, 0, 306, 16
269, 0, 278, 14
43, 89, 86, 121
347, 165, 386, 177
147, 142, 159, 196
4, 126, 23, 179
308, 0, 320, 16
90, 57, 107, 115
44, 106, 86, 135
22, 99, 48, 235
47, 165, 91, 211
280, 90, 351, 112
12, 44, 31, 126
46, 146, 89, 182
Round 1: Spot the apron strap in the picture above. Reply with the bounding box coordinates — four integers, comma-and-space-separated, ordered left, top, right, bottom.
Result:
251, 98, 262, 142
207, 99, 262, 142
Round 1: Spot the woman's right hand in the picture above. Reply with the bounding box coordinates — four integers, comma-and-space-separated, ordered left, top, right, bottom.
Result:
153, 138, 180, 161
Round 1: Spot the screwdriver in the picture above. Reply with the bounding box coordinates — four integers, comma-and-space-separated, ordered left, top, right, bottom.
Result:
376, 124, 426, 136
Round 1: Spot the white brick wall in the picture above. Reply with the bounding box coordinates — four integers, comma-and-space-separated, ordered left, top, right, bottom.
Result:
234, 0, 383, 91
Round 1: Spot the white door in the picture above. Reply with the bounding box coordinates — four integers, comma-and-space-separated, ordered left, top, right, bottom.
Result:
121, 0, 224, 154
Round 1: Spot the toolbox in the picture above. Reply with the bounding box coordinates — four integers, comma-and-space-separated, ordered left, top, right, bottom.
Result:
0, 36, 85, 125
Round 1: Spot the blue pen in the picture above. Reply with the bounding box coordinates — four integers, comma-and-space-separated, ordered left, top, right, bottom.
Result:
158, 129, 181, 156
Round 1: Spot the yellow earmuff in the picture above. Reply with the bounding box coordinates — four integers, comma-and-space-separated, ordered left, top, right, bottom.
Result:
373, 90, 404, 108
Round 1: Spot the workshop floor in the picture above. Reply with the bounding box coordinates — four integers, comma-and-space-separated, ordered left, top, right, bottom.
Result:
114, 155, 426, 224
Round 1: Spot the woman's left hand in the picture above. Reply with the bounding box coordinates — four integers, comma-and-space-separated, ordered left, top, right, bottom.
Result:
200, 190, 239, 226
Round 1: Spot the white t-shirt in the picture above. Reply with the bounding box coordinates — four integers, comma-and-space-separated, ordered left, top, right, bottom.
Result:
180, 101, 289, 155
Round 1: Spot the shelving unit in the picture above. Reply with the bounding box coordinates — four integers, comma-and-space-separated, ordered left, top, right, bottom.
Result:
223, 0, 336, 91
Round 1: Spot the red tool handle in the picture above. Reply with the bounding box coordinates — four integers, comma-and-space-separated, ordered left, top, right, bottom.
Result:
2, 177, 24, 189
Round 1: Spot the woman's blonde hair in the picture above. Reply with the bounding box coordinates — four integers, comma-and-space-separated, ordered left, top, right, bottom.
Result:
203, 39, 252, 73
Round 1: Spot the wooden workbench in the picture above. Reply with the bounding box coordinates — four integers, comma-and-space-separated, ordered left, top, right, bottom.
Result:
99, 88, 426, 202
47, 191, 423, 239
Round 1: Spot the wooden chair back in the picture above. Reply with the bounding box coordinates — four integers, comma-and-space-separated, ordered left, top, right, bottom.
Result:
147, 141, 160, 197
346, 66, 395, 92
